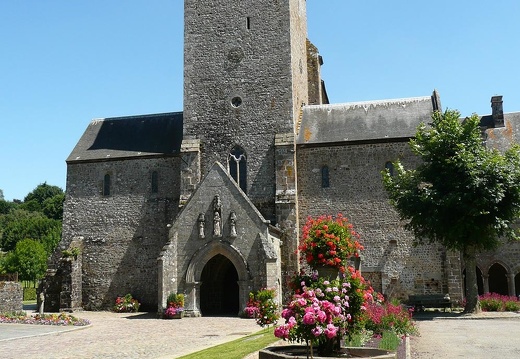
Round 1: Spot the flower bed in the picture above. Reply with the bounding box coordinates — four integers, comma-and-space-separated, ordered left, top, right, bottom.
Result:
479, 293, 520, 312
0, 311, 90, 326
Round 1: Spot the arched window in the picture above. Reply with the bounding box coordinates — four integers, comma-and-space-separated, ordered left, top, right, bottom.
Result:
385, 161, 394, 176
321, 165, 330, 188
103, 174, 111, 196
228, 146, 247, 193
151, 171, 158, 194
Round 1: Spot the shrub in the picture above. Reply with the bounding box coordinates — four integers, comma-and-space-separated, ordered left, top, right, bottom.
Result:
364, 301, 417, 336
244, 288, 279, 327
23, 287, 37, 301
164, 292, 184, 318
113, 294, 140, 313
479, 293, 519, 312
379, 330, 401, 351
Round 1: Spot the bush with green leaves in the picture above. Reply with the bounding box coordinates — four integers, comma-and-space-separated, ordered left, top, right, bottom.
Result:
479, 293, 519, 312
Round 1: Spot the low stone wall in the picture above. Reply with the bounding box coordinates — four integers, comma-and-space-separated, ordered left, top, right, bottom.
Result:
0, 281, 23, 312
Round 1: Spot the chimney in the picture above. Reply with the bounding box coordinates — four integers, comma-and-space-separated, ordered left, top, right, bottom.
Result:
491, 95, 504, 127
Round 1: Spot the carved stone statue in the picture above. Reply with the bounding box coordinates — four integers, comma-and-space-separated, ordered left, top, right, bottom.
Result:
213, 211, 222, 237
229, 211, 237, 238
197, 213, 205, 239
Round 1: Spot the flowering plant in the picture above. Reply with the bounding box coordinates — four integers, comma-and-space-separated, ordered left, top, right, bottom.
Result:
164, 293, 185, 318
113, 293, 140, 313
299, 214, 364, 272
276, 267, 374, 357
243, 288, 279, 327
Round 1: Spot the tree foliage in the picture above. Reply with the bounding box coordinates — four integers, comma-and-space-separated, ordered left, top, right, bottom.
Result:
0, 209, 61, 254
4, 239, 48, 281
382, 110, 520, 312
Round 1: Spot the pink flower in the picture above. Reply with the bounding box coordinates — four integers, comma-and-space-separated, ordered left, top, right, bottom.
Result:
316, 310, 327, 323
274, 325, 289, 339
288, 316, 297, 328
311, 326, 324, 337
303, 312, 316, 325
324, 324, 338, 339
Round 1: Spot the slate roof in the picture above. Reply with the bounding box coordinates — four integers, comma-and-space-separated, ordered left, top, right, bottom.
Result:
67, 112, 183, 163
297, 92, 440, 145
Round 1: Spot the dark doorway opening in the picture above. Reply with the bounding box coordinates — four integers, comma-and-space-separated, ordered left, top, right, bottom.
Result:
515, 273, 520, 297
200, 254, 239, 316
488, 263, 509, 295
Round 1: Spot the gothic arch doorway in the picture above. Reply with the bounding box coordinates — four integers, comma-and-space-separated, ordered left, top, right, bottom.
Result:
515, 273, 520, 296
200, 254, 239, 315
488, 263, 508, 295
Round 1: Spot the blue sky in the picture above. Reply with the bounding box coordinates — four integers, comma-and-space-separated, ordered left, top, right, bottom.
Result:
1, 1, 519, 201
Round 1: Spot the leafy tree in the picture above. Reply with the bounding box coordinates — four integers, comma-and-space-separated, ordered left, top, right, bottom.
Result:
0, 189, 3, 200
0, 199, 18, 215
4, 239, 48, 281
382, 110, 520, 313
0, 209, 61, 254
42, 193, 65, 220
23, 183, 63, 212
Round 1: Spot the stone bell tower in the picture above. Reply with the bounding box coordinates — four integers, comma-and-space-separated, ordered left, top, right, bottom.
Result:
182, 0, 308, 222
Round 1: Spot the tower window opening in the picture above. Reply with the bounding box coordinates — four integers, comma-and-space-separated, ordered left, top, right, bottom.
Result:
103, 173, 111, 196
246, 17, 251, 29
151, 171, 158, 194
385, 161, 395, 176
229, 146, 247, 193
321, 165, 330, 188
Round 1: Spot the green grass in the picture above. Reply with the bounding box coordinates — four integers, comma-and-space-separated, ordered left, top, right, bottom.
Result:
177, 327, 280, 359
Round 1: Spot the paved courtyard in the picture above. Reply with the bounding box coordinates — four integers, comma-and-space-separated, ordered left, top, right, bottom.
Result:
2, 310, 520, 359
0, 311, 262, 359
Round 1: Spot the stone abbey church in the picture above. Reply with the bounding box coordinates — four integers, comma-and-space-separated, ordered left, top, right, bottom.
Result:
42, 0, 520, 314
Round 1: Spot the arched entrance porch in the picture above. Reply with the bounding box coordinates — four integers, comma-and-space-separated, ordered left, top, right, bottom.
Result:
184, 241, 252, 317
200, 254, 239, 315
488, 263, 509, 295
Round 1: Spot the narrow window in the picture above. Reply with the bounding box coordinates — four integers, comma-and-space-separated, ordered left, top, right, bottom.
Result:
229, 146, 247, 193
151, 171, 158, 194
385, 161, 395, 176
321, 166, 330, 188
246, 17, 251, 29
103, 174, 111, 196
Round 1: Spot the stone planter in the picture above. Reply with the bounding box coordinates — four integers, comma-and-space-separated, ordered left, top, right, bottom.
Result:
259, 345, 396, 359
315, 266, 339, 280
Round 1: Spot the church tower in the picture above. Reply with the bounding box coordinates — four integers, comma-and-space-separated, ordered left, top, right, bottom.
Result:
183, 0, 308, 221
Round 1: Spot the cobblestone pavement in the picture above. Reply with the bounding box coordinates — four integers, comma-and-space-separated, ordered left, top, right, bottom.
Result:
411, 311, 520, 359
0, 311, 263, 359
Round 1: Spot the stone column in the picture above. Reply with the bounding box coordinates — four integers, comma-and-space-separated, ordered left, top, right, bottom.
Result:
184, 282, 201, 317
483, 274, 490, 294
508, 273, 516, 297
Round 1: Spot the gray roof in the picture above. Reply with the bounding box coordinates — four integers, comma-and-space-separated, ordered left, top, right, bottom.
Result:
297, 93, 439, 145
67, 112, 183, 163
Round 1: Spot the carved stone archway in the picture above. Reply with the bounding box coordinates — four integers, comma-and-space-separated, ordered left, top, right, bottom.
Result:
184, 241, 252, 316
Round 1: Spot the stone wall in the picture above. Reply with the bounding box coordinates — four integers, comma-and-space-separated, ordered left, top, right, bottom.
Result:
296, 141, 458, 298
0, 281, 23, 312
57, 156, 181, 310
183, 0, 308, 222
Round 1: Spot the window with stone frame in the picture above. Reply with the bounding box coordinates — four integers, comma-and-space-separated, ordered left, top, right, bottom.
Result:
103, 173, 111, 196
151, 171, 159, 194
321, 165, 330, 188
385, 161, 395, 176
228, 146, 247, 193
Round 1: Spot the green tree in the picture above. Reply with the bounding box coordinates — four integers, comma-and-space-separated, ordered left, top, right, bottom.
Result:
4, 239, 48, 281
0, 209, 61, 254
382, 110, 520, 313
23, 183, 63, 212
0, 189, 4, 200
42, 193, 65, 220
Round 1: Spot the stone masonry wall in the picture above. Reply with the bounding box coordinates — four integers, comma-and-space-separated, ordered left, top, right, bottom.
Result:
183, 0, 308, 222
297, 141, 457, 299
0, 281, 23, 312
59, 157, 181, 310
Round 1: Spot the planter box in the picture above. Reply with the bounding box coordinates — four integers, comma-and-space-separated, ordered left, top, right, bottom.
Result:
259, 345, 396, 359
